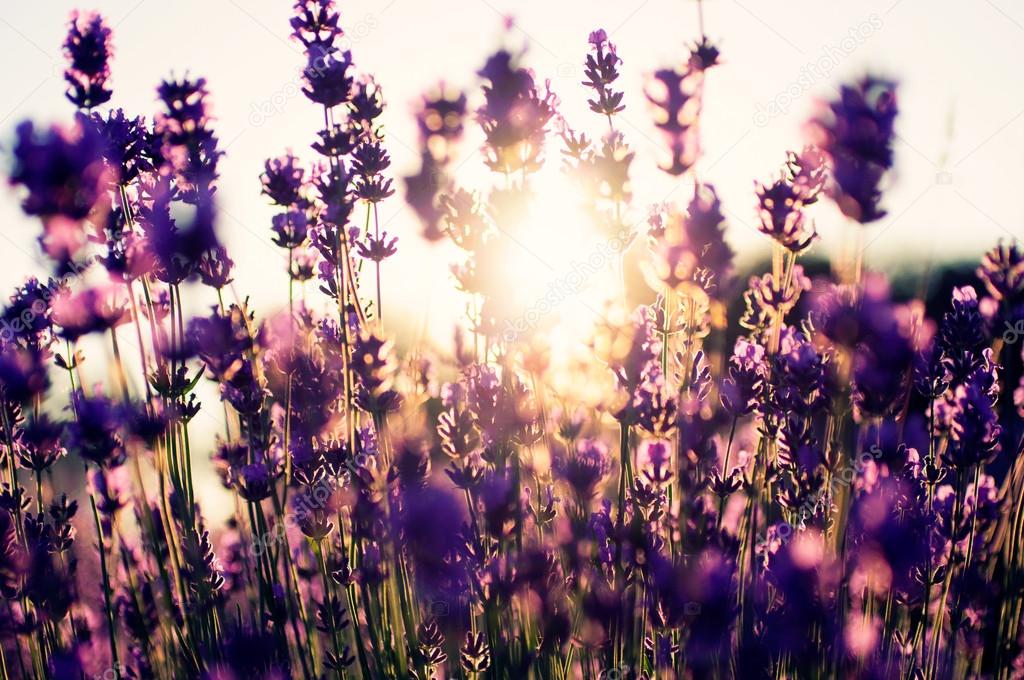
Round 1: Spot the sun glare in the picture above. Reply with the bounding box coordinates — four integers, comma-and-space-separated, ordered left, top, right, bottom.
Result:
472, 163, 626, 364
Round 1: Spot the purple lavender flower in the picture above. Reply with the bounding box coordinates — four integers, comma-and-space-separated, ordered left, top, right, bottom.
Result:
352, 140, 394, 203
635, 371, 679, 438
220, 359, 267, 416
9, 119, 109, 221
197, 245, 234, 289
261, 153, 307, 207
0, 509, 26, 599
351, 330, 401, 415
938, 285, 989, 385
314, 162, 356, 228
350, 76, 385, 131
810, 76, 898, 223
2, 278, 57, 342
235, 460, 281, 502
721, 337, 767, 416
415, 85, 467, 158
179, 525, 226, 608
978, 240, 1024, 302
852, 333, 914, 420
89, 465, 130, 515
89, 109, 152, 183
689, 36, 721, 71
553, 438, 611, 504
740, 265, 812, 333
270, 210, 310, 250
754, 175, 817, 254
0, 343, 50, 406
460, 631, 492, 674
583, 29, 625, 119
395, 486, 466, 589
947, 377, 1002, 469
66, 393, 125, 467
155, 76, 222, 204
302, 47, 355, 109
63, 11, 113, 109
786, 146, 828, 204
355, 231, 397, 262
683, 183, 735, 295
405, 85, 467, 241
291, 0, 342, 49
187, 305, 253, 381
16, 416, 67, 472
646, 66, 703, 175
50, 286, 126, 342
476, 50, 557, 174
312, 121, 359, 158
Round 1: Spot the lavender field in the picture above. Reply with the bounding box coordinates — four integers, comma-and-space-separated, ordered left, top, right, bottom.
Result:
1, 1, 1023, 678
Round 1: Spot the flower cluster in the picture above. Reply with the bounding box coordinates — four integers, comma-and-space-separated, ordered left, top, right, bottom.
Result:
0, 6, 1021, 680
405, 85, 468, 242
809, 76, 898, 223
63, 11, 113, 110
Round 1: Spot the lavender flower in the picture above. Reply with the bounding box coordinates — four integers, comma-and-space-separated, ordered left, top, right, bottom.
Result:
978, 240, 1024, 302
810, 76, 898, 223
1, 9, 1021, 680
9, 119, 108, 221
260, 153, 307, 207
721, 337, 767, 416
646, 65, 703, 175
63, 11, 113, 109
303, 47, 355, 108
582, 29, 625, 119
754, 175, 817, 254
66, 394, 125, 467
476, 50, 557, 174
89, 109, 152, 183
155, 76, 222, 203
291, 0, 342, 49
554, 438, 611, 504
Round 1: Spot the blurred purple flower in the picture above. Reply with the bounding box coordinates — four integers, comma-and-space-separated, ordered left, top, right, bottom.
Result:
63, 11, 113, 109
810, 76, 897, 223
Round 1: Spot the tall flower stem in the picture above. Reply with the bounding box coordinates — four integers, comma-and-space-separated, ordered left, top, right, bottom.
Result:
89, 487, 120, 674
716, 415, 738, 528
372, 202, 383, 331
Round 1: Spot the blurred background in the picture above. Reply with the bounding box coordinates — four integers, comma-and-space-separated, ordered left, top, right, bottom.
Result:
1, 0, 1022, 513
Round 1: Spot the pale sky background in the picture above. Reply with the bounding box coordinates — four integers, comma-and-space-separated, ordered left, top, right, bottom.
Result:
2, 0, 1022, 516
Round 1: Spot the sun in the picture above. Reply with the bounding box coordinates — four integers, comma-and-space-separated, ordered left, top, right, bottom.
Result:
470, 161, 627, 360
